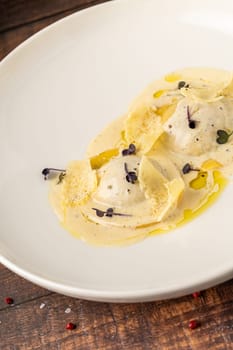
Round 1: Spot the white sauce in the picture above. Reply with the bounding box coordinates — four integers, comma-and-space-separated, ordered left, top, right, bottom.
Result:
48, 68, 233, 246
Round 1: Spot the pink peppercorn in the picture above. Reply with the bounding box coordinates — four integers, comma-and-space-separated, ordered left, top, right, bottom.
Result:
192, 291, 201, 298
5, 297, 14, 305
189, 319, 200, 330
66, 322, 76, 330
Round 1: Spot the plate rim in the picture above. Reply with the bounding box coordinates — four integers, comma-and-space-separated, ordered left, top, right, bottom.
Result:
1, 254, 232, 302
0, 0, 233, 302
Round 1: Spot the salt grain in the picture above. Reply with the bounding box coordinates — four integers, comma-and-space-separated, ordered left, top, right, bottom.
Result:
65, 307, 71, 314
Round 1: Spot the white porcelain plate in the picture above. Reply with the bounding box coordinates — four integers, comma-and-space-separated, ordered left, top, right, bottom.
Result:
0, 0, 233, 302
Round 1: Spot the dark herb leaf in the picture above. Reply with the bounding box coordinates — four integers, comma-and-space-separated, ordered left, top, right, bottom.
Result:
122, 143, 136, 156
106, 208, 114, 217
187, 106, 196, 129
189, 120, 196, 129
42, 168, 50, 179
92, 208, 105, 217
126, 172, 138, 184
57, 172, 66, 184
178, 81, 186, 89
128, 143, 136, 154
182, 163, 192, 174
124, 162, 138, 184
113, 212, 131, 217
216, 129, 232, 144
122, 149, 130, 156
42, 167, 66, 180
182, 163, 200, 175
92, 207, 131, 218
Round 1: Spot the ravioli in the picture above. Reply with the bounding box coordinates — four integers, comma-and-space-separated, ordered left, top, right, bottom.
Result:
45, 68, 233, 246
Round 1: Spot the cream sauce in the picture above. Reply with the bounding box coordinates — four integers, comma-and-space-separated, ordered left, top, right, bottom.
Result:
48, 68, 233, 246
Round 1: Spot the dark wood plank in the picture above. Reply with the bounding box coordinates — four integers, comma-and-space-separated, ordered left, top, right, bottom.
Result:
0, 0, 110, 32
0, 8, 75, 60
0, 1, 111, 61
0, 264, 52, 310
0, 270, 232, 350
0, 1, 233, 349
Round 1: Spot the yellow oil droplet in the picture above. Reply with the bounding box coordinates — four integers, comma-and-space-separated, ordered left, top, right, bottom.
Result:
189, 171, 208, 190
201, 159, 222, 170
153, 90, 165, 98
90, 148, 119, 169
164, 73, 182, 82
149, 171, 227, 237
179, 171, 227, 226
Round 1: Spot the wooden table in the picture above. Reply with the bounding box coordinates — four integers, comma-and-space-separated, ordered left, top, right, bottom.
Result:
0, 1, 233, 349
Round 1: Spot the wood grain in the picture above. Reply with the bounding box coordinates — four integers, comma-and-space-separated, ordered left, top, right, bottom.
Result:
0, 0, 110, 32
0, 9, 76, 60
0, 1, 233, 349
0, 0, 110, 60
0, 266, 232, 350
0, 264, 51, 310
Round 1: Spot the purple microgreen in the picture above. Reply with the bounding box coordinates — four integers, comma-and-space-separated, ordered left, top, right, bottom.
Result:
122, 149, 130, 156
122, 143, 136, 156
128, 143, 136, 153
92, 208, 105, 217
105, 208, 114, 217
124, 163, 138, 184
187, 106, 196, 129
182, 163, 192, 174
112, 212, 131, 217
126, 172, 138, 184
42, 168, 66, 180
182, 163, 200, 174
92, 207, 131, 218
